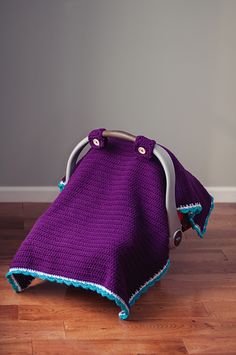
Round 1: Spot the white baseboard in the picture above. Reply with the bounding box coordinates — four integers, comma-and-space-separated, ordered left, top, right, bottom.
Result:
0, 187, 59, 203
206, 186, 236, 203
0, 186, 235, 203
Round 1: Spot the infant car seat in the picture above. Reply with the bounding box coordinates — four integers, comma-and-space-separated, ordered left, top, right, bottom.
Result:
6, 128, 214, 320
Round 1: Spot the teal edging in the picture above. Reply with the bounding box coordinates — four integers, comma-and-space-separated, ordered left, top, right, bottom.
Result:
6, 260, 171, 320
178, 196, 215, 238
129, 259, 170, 307
6, 269, 130, 320
6, 273, 20, 292
58, 180, 66, 192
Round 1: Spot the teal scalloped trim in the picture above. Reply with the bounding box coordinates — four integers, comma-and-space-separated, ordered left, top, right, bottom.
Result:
178, 204, 202, 214
58, 180, 66, 192
129, 259, 170, 307
6, 269, 129, 320
178, 196, 214, 238
6, 273, 20, 292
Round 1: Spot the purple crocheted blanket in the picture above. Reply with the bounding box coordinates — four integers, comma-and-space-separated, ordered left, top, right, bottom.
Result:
6, 128, 214, 320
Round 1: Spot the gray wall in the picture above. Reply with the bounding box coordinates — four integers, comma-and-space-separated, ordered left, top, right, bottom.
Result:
0, 0, 235, 186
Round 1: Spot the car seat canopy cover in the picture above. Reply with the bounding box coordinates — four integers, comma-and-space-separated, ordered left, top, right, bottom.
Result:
6, 128, 214, 319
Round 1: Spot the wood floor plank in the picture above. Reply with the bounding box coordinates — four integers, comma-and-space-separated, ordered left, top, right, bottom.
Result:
0, 240, 23, 259
204, 301, 236, 321
0, 305, 18, 320
129, 302, 210, 320
0, 320, 65, 340
183, 334, 236, 354
0, 228, 25, 239
32, 339, 188, 354
0, 203, 23, 217
128, 285, 236, 304
169, 262, 236, 274
0, 339, 32, 355
63, 318, 226, 340
18, 302, 210, 321
222, 247, 236, 262
163, 273, 236, 288
1, 281, 68, 305
23, 203, 50, 219
171, 249, 227, 262
0, 217, 24, 230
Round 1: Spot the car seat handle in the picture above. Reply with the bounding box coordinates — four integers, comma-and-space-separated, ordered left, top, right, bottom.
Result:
64, 130, 182, 248
102, 130, 136, 142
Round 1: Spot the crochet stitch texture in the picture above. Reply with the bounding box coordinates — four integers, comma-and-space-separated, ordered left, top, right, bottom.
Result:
6, 128, 214, 319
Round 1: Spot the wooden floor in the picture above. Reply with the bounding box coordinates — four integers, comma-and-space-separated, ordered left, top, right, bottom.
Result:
0, 203, 236, 355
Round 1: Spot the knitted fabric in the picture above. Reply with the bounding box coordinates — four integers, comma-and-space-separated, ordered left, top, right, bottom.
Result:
6, 128, 214, 320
